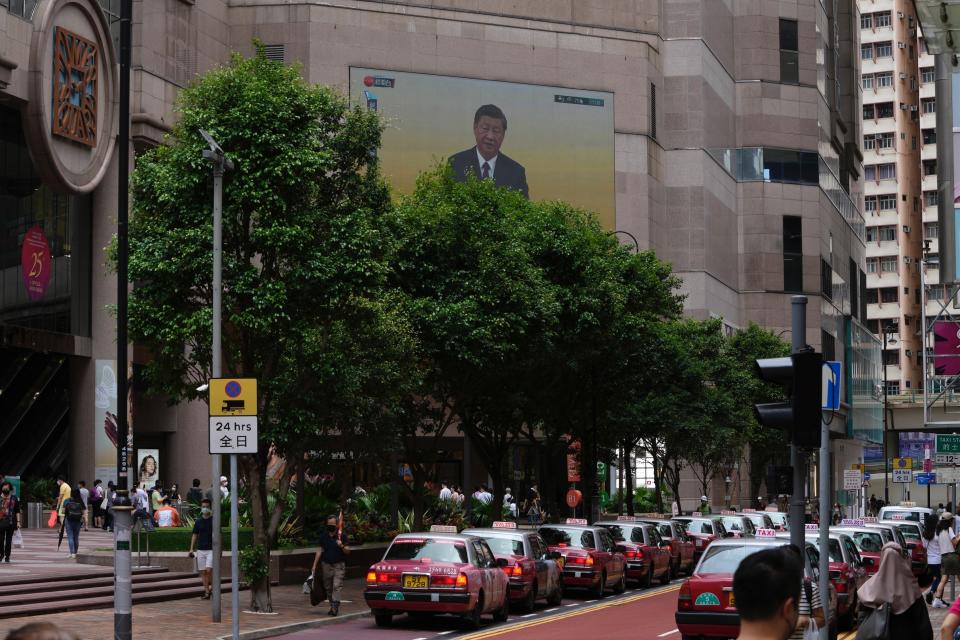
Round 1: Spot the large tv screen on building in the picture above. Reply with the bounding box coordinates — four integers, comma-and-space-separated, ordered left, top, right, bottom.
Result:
349, 68, 616, 229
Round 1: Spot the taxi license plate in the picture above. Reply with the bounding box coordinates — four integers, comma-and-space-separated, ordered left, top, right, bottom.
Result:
728, 593, 735, 607
403, 574, 429, 589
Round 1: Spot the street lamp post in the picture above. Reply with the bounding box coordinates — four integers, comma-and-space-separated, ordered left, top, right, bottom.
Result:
882, 322, 898, 505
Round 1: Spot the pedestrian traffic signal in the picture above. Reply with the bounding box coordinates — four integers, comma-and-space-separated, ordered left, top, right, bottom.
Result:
754, 348, 822, 448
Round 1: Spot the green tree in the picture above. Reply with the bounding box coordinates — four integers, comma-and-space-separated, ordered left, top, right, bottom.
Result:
126, 48, 416, 611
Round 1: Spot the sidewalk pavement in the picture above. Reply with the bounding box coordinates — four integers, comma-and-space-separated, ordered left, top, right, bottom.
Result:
0, 578, 369, 640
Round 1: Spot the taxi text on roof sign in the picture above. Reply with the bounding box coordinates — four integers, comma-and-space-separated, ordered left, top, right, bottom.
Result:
429, 525, 458, 533
565, 518, 588, 525
492, 521, 517, 529
691, 512, 702, 517
755, 528, 777, 537
864, 517, 878, 523
804, 523, 819, 531
616, 515, 639, 521
720, 510, 735, 515
840, 518, 865, 527
209, 378, 258, 416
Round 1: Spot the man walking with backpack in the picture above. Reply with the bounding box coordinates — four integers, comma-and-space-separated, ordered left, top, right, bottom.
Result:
62, 488, 85, 558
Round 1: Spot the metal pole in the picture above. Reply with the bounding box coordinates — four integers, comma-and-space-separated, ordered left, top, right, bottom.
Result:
883, 329, 890, 505
211, 161, 223, 622
818, 415, 830, 640
936, 53, 955, 287
230, 454, 239, 640
790, 296, 807, 551
113, 1, 134, 638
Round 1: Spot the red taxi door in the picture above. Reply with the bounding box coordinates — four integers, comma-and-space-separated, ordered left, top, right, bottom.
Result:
472, 540, 504, 610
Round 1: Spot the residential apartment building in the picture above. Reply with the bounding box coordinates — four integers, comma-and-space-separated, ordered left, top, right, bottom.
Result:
859, 0, 936, 396
0, 0, 881, 509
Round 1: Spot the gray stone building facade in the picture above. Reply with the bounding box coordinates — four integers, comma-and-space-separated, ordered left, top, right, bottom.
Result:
0, 0, 880, 505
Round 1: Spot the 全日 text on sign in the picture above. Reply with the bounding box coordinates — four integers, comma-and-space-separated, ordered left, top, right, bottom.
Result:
892, 468, 913, 484
208, 378, 258, 454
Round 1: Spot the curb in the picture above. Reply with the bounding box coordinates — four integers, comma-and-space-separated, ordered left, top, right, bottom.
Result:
217, 610, 368, 640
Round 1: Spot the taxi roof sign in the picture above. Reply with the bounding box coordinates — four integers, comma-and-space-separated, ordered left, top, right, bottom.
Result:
209, 378, 258, 417
691, 512, 703, 517
492, 521, 517, 529
720, 510, 736, 515
864, 517, 878, 523
616, 515, 639, 521
565, 518, 588, 525
743, 508, 757, 513
756, 528, 777, 537
840, 518, 865, 527
429, 525, 458, 533
804, 523, 819, 531
898, 501, 917, 507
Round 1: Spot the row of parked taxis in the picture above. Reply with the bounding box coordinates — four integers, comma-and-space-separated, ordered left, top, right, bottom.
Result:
362, 510, 777, 630
364, 516, 702, 627
675, 503, 932, 640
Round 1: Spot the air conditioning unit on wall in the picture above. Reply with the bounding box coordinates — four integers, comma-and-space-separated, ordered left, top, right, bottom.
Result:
898, 42, 907, 49
903, 225, 912, 233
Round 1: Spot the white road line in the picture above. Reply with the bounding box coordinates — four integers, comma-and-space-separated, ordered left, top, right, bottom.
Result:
564, 603, 578, 607
657, 630, 679, 638
436, 632, 453, 636
411, 637, 428, 640
544, 607, 559, 612
521, 613, 536, 618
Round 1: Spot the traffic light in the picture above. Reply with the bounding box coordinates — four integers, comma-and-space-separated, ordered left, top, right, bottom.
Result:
754, 348, 823, 448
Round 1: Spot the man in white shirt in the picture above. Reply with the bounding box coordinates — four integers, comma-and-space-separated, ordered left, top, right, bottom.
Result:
438, 482, 452, 502
220, 475, 229, 499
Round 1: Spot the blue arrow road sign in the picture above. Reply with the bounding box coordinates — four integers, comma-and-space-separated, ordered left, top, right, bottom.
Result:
917, 472, 936, 486
822, 361, 841, 411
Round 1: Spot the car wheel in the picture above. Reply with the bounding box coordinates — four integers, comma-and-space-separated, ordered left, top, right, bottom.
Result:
593, 572, 606, 599
521, 583, 537, 613
642, 565, 653, 589
374, 613, 393, 628
660, 562, 672, 585
671, 557, 680, 577
464, 592, 484, 630
493, 594, 510, 622
547, 581, 563, 606
613, 570, 626, 594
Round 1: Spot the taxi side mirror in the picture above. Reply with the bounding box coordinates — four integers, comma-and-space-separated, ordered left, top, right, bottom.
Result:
495, 558, 509, 568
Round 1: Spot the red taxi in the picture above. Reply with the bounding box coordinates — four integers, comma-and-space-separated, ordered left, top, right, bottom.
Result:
364, 527, 510, 629
462, 522, 564, 611
673, 516, 730, 559
736, 510, 776, 532
781, 530, 865, 630
879, 519, 928, 576
765, 511, 789, 531
832, 524, 884, 575
641, 518, 696, 576
675, 536, 836, 639
719, 511, 757, 538
538, 519, 627, 598
595, 518, 672, 587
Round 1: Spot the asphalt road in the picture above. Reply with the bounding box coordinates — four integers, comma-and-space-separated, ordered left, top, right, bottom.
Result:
274, 581, 685, 640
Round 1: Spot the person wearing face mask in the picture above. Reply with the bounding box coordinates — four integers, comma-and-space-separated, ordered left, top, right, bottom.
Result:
188, 498, 214, 599
311, 514, 350, 616
857, 542, 932, 639
0, 482, 20, 563
733, 547, 802, 640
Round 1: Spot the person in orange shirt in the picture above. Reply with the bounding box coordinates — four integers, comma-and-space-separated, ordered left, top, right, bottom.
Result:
154, 498, 181, 528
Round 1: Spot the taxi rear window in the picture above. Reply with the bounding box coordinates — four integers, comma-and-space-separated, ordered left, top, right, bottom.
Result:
540, 527, 595, 549
657, 524, 673, 539
386, 539, 468, 563
697, 544, 765, 574
482, 537, 525, 556
895, 524, 921, 542
850, 532, 884, 553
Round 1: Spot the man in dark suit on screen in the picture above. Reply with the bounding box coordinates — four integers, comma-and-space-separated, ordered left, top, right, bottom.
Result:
449, 104, 528, 199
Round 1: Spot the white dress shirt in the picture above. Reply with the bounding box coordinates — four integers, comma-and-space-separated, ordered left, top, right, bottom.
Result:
476, 149, 498, 178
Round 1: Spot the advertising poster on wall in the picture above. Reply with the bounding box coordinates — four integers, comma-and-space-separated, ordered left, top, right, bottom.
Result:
136, 449, 159, 490
94, 359, 118, 486
349, 69, 616, 230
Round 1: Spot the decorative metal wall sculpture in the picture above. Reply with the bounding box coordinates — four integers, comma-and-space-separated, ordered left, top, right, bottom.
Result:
52, 26, 98, 147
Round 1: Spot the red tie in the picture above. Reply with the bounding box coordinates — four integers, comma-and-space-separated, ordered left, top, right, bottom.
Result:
481, 162, 490, 179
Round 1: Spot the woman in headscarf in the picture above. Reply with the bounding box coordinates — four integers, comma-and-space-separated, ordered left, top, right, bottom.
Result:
856, 542, 932, 640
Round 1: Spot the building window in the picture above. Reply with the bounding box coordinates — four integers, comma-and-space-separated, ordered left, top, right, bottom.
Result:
931, 285, 946, 300
866, 288, 879, 304
865, 164, 896, 181
863, 135, 875, 150
878, 132, 895, 149
925, 191, 939, 207
876, 11, 892, 28
783, 215, 803, 293
863, 104, 875, 119
924, 159, 937, 176
925, 222, 939, 239
876, 71, 894, 87
865, 196, 878, 212
863, 74, 874, 90
885, 381, 901, 396
880, 287, 898, 303
923, 129, 937, 145
821, 258, 833, 301
861, 44, 874, 60
875, 42, 893, 57
762, 149, 818, 184
880, 257, 898, 273
866, 257, 878, 273
779, 19, 799, 84
883, 350, 900, 366
97, 0, 121, 50
878, 226, 896, 241
650, 83, 656, 140
861, 13, 873, 30
922, 67, 935, 84
922, 98, 936, 114
879, 194, 897, 210
866, 227, 877, 242
875, 102, 895, 118
822, 330, 836, 361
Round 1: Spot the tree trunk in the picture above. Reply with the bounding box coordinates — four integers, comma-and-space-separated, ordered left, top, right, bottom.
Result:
242, 454, 273, 613
624, 442, 635, 516
295, 456, 305, 526
651, 445, 664, 514
617, 445, 624, 515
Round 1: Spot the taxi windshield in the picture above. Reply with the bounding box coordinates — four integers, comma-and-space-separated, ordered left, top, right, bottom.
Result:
850, 532, 884, 553
385, 539, 468, 563
697, 544, 766, 574
481, 537, 525, 556
657, 524, 673, 539
540, 527, 595, 549
896, 524, 921, 542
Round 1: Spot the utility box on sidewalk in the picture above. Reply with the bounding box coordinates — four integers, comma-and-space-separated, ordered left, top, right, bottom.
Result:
26, 502, 45, 529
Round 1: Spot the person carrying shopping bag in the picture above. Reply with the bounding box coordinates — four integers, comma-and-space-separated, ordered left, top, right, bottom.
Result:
0, 481, 21, 563
856, 542, 932, 640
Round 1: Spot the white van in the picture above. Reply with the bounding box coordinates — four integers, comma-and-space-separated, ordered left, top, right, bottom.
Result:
877, 504, 934, 524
